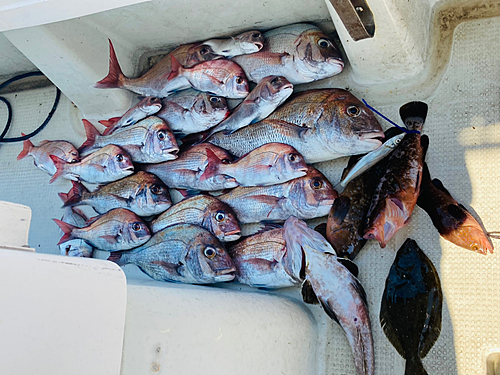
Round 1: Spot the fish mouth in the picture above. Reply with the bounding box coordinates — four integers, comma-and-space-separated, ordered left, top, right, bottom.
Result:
321, 199, 335, 206
215, 268, 236, 281
298, 166, 309, 173
358, 131, 385, 145
124, 166, 135, 172
253, 42, 264, 50
281, 83, 294, 91
224, 230, 242, 242
327, 57, 344, 72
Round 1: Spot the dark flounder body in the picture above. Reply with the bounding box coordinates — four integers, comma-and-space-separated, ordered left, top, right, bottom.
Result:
209, 89, 384, 164
380, 238, 443, 375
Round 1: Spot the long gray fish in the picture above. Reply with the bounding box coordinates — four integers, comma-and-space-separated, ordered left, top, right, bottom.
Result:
203, 30, 265, 57
334, 132, 405, 193
79, 117, 179, 163
142, 143, 238, 191
150, 195, 241, 242
53, 208, 150, 252
199, 143, 308, 187
228, 227, 303, 288
59, 171, 172, 217
17, 137, 80, 176
99, 96, 163, 135
50, 145, 134, 184
217, 166, 337, 223
58, 207, 94, 258
209, 89, 384, 163
108, 224, 236, 284
94, 40, 222, 97
156, 89, 229, 134
284, 217, 374, 375
232, 23, 344, 84
203, 76, 293, 140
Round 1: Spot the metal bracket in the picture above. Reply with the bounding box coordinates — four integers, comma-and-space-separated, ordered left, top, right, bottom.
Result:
328, 0, 375, 41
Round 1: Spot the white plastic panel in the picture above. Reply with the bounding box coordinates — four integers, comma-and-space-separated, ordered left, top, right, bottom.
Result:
0, 249, 127, 375
121, 278, 317, 375
0, 200, 33, 250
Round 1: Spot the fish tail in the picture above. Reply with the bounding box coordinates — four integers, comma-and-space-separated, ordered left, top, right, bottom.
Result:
53, 219, 77, 245
99, 117, 121, 135
49, 155, 67, 184
399, 101, 428, 131
107, 251, 126, 266
167, 55, 184, 81
94, 39, 125, 89
199, 148, 222, 181
405, 356, 428, 375
79, 119, 101, 153
17, 133, 33, 160
59, 180, 88, 207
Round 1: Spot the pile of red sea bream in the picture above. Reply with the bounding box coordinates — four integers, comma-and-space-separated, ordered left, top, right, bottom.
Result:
18, 23, 496, 375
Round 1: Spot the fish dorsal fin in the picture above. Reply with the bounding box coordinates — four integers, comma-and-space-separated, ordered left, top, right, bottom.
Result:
338, 258, 359, 278
329, 196, 351, 226
380, 298, 408, 359
350, 274, 368, 307
447, 204, 468, 223
301, 280, 319, 305
314, 223, 327, 238
318, 297, 341, 325
431, 178, 452, 197
421, 134, 430, 159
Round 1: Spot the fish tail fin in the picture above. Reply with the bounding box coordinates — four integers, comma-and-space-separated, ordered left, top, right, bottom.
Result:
49, 155, 67, 184
17, 133, 33, 160
199, 148, 222, 181
399, 101, 428, 131
79, 119, 101, 153
405, 356, 428, 375
94, 39, 125, 89
59, 180, 88, 207
99, 117, 121, 135
53, 219, 77, 245
176, 189, 201, 198
167, 55, 183, 81
107, 251, 126, 266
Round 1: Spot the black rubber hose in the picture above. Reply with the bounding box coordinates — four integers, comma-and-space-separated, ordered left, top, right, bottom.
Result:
0, 71, 61, 143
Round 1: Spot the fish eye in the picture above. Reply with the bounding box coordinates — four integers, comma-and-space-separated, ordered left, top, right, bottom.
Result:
318, 39, 330, 48
204, 246, 217, 259
471, 243, 479, 251
209, 96, 219, 103
288, 153, 297, 162
215, 211, 225, 222
116, 154, 124, 162
132, 222, 141, 231
394, 138, 401, 144
70, 159, 78, 163
346, 105, 361, 117
157, 131, 166, 140
150, 184, 162, 194
221, 158, 231, 164
252, 32, 261, 38
236, 77, 244, 85
270, 77, 280, 85
200, 46, 209, 55
311, 178, 323, 189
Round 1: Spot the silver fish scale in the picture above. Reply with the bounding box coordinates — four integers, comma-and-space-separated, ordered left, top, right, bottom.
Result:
96, 123, 149, 148
151, 205, 206, 233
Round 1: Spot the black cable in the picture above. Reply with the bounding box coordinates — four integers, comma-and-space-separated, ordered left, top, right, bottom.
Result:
0, 71, 61, 143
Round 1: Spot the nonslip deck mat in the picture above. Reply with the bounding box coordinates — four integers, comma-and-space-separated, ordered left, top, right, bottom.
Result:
0, 16, 499, 375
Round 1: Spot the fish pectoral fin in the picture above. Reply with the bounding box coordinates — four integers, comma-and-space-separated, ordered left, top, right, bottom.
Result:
151, 260, 185, 276
245, 258, 280, 272
349, 274, 368, 308
207, 75, 224, 86
301, 280, 319, 305
447, 204, 468, 222
90, 164, 106, 172
102, 235, 119, 244
256, 221, 283, 234
318, 297, 341, 325
329, 196, 351, 226
252, 195, 282, 206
